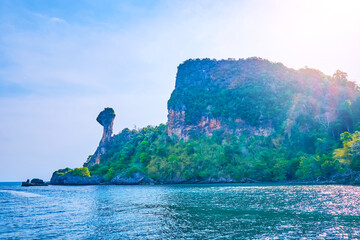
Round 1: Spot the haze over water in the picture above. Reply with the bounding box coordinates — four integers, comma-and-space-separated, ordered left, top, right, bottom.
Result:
1, 183, 360, 239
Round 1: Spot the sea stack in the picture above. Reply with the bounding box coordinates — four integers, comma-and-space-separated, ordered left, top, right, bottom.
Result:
84, 107, 115, 167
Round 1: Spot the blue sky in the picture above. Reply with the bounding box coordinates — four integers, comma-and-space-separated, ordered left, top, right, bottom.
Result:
1, 0, 360, 181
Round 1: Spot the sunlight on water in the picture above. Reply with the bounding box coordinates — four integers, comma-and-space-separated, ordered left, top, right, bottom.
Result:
1, 183, 360, 239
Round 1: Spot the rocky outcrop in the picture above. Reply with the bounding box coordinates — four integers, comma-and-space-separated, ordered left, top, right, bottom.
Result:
166, 58, 357, 140
167, 109, 187, 139
167, 109, 273, 140
50, 172, 104, 185
84, 108, 115, 167
167, 110, 223, 140
166, 58, 283, 140
22, 178, 48, 186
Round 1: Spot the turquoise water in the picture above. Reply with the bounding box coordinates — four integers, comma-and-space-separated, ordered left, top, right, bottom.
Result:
1, 183, 360, 239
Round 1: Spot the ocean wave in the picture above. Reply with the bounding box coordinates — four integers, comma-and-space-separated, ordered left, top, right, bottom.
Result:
0, 190, 42, 197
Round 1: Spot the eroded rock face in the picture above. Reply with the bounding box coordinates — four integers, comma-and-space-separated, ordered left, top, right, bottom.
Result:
84, 108, 115, 167
167, 109, 273, 140
167, 109, 223, 140
167, 109, 188, 140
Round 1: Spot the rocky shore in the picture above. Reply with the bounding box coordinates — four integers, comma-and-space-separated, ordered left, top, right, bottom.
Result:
50, 172, 104, 185
49, 171, 360, 186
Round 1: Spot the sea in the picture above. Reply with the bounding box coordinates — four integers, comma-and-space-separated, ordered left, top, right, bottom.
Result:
0, 182, 360, 239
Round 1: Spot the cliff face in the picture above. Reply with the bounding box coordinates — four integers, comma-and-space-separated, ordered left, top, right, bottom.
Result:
84, 108, 115, 167
167, 58, 358, 140
167, 109, 225, 140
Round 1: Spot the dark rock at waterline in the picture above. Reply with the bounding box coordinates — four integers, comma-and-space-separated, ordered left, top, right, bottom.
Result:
330, 171, 360, 185
111, 172, 156, 185
22, 178, 48, 186
50, 173, 104, 185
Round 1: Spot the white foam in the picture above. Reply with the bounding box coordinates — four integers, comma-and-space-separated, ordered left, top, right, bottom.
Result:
0, 190, 42, 197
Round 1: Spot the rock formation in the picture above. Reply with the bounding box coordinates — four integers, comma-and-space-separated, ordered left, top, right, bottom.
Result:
21, 178, 48, 186
84, 108, 115, 167
50, 58, 360, 185
50, 172, 103, 185
167, 109, 223, 141
167, 58, 357, 140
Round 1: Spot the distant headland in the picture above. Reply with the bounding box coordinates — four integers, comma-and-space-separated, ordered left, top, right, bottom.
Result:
50, 58, 360, 185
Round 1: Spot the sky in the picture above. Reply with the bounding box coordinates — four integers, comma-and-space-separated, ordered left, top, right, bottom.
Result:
1, 0, 360, 181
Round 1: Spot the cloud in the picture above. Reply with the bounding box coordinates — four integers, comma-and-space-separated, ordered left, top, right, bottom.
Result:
28, 11, 66, 24
50, 17, 66, 24
2, 0, 360, 97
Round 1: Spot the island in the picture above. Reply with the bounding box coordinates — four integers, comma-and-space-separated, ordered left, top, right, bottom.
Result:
22, 178, 48, 186
51, 57, 360, 185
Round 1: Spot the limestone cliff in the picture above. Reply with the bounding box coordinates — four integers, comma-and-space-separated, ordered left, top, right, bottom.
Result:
84, 108, 115, 167
167, 58, 357, 140
167, 109, 223, 140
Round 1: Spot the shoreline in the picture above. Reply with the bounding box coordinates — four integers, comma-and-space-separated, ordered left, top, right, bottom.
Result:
47, 179, 360, 186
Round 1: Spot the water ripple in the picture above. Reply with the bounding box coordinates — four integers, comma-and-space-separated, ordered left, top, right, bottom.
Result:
1, 183, 360, 239
0, 190, 42, 197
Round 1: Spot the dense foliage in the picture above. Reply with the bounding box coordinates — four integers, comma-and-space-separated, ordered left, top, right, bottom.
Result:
88, 122, 360, 182
56, 167, 91, 177
85, 58, 360, 183
168, 59, 357, 132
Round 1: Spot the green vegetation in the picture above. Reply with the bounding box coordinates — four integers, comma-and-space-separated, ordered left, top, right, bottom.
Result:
334, 131, 360, 171
56, 168, 72, 176
56, 167, 91, 177
87, 123, 356, 182
84, 59, 360, 183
